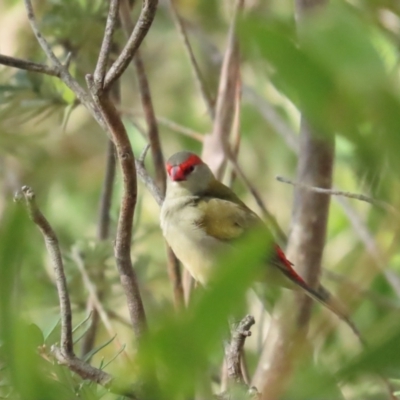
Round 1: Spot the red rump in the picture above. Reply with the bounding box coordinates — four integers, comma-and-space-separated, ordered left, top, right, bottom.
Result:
274, 244, 307, 286
167, 154, 203, 181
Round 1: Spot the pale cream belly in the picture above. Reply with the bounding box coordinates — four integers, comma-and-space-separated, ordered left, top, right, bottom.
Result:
162, 221, 229, 285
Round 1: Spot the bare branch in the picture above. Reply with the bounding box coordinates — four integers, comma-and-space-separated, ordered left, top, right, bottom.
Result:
0, 54, 60, 77
104, 0, 158, 90
225, 315, 255, 385
276, 175, 400, 217
94, 0, 121, 91
86, 80, 147, 338
168, 0, 214, 119
15, 185, 73, 354
119, 0, 166, 193
260, 122, 335, 400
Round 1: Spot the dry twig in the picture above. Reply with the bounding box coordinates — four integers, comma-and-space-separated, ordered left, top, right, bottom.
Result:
104, 0, 158, 89
225, 315, 255, 385
168, 0, 214, 119
14, 186, 117, 392
94, 0, 121, 91
276, 176, 400, 217
0, 54, 60, 77
87, 82, 147, 339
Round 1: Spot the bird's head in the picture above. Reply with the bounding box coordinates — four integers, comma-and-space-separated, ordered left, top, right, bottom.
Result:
165, 151, 215, 194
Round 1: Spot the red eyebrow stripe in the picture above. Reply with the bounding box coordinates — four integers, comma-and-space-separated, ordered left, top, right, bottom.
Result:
180, 154, 202, 170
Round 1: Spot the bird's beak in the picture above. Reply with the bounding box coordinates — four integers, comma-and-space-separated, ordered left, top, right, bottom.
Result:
170, 166, 185, 181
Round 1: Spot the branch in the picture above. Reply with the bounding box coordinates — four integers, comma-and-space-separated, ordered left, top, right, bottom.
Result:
94, 0, 121, 91
14, 186, 126, 394
262, 117, 335, 400
225, 315, 255, 385
86, 79, 147, 339
276, 176, 400, 217
168, 0, 214, 119
0, 54, 60, 77
104, 0, 158, 90
119, 0, 184, 308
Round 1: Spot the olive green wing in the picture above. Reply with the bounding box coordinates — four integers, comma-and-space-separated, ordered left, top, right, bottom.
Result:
194, 197, 262, 242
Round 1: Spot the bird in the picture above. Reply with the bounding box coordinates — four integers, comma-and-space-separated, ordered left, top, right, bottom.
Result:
160, 150, 359, 336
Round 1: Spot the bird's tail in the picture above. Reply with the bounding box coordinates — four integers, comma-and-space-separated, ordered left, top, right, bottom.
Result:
299, 281, 363, 344
271, 245, 362, 343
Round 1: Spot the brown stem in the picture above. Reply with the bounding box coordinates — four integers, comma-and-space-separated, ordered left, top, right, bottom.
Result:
119, 0, 184, 307
14, 186, 134, 395
104, 0, 158, 90
87, 79, 147, 339
16, 186, 73, 355
201, 0, 242, 180
225, 315, 255, 385
168, 0, 214, 119
0, 54, 60, 77
94, 0, 121, 91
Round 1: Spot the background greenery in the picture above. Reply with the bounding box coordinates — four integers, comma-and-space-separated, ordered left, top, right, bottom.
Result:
1, 0, 400, 399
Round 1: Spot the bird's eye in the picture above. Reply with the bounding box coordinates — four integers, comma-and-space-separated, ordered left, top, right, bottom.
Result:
186, 165, 195, 174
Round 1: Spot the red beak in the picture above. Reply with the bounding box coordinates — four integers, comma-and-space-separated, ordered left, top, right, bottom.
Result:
170, 166, 185, 181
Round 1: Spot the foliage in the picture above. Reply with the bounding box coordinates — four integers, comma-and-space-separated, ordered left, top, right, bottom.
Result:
1, 0, 400, 399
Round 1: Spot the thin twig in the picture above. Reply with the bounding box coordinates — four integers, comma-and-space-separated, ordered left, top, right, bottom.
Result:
119, 108, 205, 142
23, 0, 104, 127
168, 0, 214, 119
72, 248, 130, 357
135, 144, 164, 206
227, 77, 242, 188
87, 79, 147, 339
94, 0, 121, 91
119, 0, 166, 192
0, 54, 60, 77
201, 0, 243, 180
14, 186, 123, 393
16, 186, 73, 355
98, 140, 117, 240
104, 0, 158, 90
228, 158, 287, 243
242, 86, 299, 153
276, 175, 400, 217
225, 315, 255, 384
155, 116, 204, 142
133, 53, 166, 191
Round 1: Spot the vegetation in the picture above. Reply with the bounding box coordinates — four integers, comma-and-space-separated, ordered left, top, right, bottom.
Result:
1, 0, 400, 399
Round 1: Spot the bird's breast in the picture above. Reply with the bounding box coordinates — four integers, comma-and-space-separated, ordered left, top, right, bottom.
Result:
160, 197, 229, 285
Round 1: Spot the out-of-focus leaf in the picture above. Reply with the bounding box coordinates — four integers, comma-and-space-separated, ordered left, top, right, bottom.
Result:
137, 228, 271, 399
